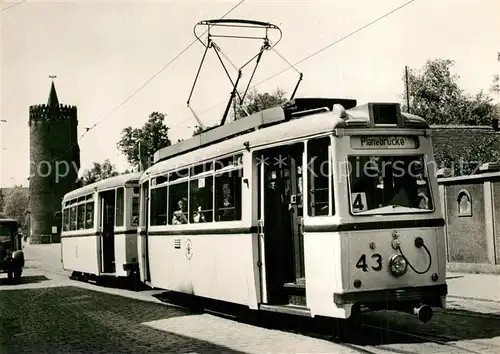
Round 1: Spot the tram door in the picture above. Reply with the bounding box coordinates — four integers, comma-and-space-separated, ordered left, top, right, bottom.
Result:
257, 142, 305, 305
100, 190, 116, 274
140, 181, 151, 282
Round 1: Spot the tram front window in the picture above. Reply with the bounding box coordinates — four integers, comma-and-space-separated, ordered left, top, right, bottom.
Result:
347, 155, 433, 215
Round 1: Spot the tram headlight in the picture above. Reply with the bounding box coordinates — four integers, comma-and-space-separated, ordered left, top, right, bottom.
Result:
389, 254, 408, 277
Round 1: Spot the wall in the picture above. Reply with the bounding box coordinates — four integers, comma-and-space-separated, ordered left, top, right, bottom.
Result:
439, 171, 500, 274
431, 124, 500, 273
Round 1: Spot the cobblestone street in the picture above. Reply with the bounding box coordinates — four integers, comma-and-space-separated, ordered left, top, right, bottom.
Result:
2, 245, 500, 353
0, 284, 244, 353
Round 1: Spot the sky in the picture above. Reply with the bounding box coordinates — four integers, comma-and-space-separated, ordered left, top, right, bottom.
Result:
1, 0, 499, 187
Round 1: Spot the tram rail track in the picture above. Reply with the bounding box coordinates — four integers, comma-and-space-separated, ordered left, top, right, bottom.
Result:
31, 264, 500, 354
362, 323, 499, 354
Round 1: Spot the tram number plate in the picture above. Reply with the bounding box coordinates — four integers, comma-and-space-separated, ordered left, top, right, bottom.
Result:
356, 254, 382, 272
351, 192, 367, 212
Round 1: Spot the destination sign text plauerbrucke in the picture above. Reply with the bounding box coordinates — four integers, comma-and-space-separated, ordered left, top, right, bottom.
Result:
350, 136, 418, 149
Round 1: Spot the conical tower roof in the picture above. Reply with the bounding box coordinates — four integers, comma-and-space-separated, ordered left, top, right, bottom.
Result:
47, 81, 60, 113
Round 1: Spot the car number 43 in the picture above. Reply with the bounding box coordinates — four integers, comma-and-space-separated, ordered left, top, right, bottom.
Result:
356, 254, 383, 272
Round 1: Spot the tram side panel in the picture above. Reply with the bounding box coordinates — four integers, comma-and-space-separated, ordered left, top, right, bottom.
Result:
61, 234, 101, 275
147, 231, 259, 308
112, 230, 137, 277
303, 226, 350, 318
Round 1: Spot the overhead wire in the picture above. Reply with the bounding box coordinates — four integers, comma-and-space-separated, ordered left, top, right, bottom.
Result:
33, 0, 246, 177
167, 0, 416, 132
23, 0, 415, 179
81, 0, 247, 138
1, 0, 26, 12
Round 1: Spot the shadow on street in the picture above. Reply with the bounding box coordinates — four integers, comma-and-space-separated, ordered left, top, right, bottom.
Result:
154, 290, 500, 347
0, 275, 50, 286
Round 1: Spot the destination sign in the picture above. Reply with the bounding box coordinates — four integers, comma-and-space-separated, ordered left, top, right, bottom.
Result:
350, 136, 418, 149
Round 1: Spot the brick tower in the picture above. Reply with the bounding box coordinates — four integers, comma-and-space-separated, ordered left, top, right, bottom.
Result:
28, 81, 80, 243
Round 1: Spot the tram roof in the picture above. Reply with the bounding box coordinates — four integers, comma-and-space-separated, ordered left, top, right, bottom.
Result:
63, 172, 142, 202
142, 100, 429, 182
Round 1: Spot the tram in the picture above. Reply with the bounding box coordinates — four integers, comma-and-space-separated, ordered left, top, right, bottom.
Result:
61, 172, 142, 283
137, 98, 447, 323
59, 18, 447, 323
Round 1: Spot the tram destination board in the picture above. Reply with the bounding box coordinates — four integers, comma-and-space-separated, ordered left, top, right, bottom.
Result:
350, 136, 419, 149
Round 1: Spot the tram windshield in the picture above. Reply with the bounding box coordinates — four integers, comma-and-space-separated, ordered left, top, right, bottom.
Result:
347, 154, 433, 215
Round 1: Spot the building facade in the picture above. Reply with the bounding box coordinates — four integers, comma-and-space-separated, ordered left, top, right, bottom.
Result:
28, 82, 80, 243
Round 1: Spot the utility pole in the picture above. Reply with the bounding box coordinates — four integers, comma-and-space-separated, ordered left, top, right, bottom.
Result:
138, 141, 143, 172
405, 66, 411, 114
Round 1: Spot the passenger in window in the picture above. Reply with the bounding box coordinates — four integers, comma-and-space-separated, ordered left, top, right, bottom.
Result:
218, 184, 235, 221
392, 171, 419, 208
417, 192, 429, 209
172, 198, 188, 225
86, 214, 93, 228
193, 205, 206, 223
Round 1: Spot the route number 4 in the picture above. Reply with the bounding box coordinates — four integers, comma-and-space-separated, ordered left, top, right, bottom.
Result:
351, 192, 367, 212
356, 254, 383, 272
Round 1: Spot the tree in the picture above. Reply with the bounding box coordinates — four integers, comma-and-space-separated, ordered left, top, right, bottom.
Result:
490, 74, 499, 96
403, 58, 498, 125
192, 88, 288, 136
490, 74, 500, 119
234, 87, 288, 120
192, 124, 217, 137
81, 159, 119, 185
404, 58, 500, 176
3, 186, 29, 232
117, 112, 172, 168
0, 189, 4, 216
433, 133, 500, 176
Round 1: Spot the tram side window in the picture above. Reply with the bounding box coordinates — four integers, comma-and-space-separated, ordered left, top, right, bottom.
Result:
85, 202, 94, 229
169, 182, 189, 225
63, 209, 70, 231
150, 186, 168, 226
214, 170, 242, 222
77, 204, 85, 230
70, 206, 77, 231
307, 137, 333, 216
189, 176, 214, 223
115, 187, 124, 227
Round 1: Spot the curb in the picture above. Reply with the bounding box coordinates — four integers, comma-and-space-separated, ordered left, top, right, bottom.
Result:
447, 262, 500, 275
448, 295, 500, 303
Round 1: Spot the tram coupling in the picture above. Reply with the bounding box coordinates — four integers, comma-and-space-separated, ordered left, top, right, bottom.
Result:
412, 304, 433, 323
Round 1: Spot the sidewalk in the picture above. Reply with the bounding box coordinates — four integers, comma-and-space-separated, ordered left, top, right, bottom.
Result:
23, 242, 69, 276
447, 271, 500, 302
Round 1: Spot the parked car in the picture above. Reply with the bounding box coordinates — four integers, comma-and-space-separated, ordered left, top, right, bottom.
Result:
0, 218, 24, 284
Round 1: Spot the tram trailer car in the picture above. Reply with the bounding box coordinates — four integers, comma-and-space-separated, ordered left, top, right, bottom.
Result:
61, 173, 142, 284
137, 98, 447, 324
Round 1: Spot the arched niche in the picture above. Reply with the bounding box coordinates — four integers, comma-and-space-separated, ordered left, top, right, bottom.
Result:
457, 189, 472, 217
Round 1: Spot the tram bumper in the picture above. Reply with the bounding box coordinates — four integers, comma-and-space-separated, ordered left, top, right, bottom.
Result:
333, 284, 447, 316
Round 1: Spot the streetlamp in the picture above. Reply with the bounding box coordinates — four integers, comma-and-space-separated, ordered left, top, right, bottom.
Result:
0, 119, 7, 192
0, 120, 6, 216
